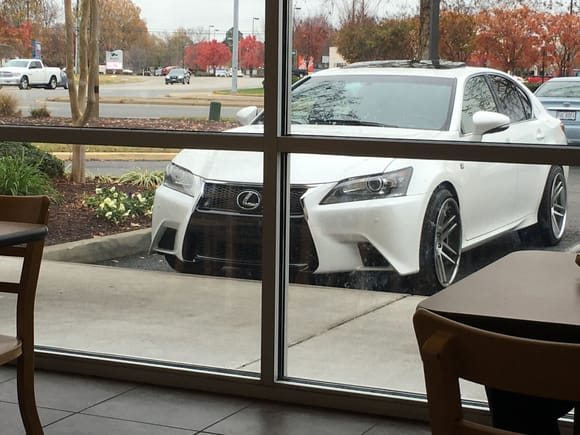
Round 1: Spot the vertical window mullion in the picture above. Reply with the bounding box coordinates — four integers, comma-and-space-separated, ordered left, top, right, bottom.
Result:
260, 0, 287, 386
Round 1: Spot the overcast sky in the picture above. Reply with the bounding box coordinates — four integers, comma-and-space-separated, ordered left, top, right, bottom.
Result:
131, 0, 413, 39
132, 0, 268, 38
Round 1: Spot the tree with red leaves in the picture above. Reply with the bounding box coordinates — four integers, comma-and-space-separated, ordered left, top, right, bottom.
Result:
0, 15, 32, 57
185, 40, 231, 73
238, 35, 264, 76
293, 14, 333, 67
439, 10, 477, 62
474, 6, 543, 73
544, 12, 580, 76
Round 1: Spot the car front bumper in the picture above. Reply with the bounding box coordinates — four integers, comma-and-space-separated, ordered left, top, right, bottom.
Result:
0, 77, 20, 86
151, 182, 426, 277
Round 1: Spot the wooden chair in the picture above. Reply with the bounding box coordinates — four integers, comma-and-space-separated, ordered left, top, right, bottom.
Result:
413, 308, 580, 435
0, 195, 49, 435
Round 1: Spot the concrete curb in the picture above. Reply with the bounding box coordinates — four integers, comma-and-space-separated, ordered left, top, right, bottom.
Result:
50, 152, 177, 162
44, 228, 151, 263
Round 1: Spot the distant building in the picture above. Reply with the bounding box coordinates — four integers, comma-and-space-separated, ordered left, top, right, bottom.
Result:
328, 47, 347, 68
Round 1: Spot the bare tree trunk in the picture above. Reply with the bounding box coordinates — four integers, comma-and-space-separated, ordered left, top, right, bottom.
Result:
64, 0, 100, 183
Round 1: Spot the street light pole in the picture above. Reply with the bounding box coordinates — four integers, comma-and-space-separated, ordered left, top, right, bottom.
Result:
232, 0, 239, 93
208, 24, 214, 41
252, 17, 259, 36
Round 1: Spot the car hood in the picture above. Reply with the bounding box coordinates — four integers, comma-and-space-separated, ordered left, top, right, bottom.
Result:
172, 124, 451, 184
0, 67, 24, 73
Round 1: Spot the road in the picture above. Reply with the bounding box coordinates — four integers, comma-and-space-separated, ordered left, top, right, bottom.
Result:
3, 75, 264, 118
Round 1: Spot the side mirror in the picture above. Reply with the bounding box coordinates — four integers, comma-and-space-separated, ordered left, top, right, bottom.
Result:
472, 111, 510, 137
236, 106, 259, 126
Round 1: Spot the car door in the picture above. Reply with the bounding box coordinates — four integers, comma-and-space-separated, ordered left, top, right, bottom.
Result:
487, 74, 547, 219
28, 60, 44, 84
459, 74, 518, 242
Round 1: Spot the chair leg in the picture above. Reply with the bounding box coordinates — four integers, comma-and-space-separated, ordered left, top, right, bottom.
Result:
16, 354, 43, 435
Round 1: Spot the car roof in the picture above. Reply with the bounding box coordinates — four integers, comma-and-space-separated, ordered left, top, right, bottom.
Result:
542, 76, 580, 82
311, 60, 504, 80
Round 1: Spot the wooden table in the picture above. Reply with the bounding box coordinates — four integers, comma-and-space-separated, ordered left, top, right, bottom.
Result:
418, 250, 580, 343
418, 250, 580, 431
0, 221, 48, 248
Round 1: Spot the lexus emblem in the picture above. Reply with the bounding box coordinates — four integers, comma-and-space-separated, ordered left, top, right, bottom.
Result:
236, 190, 261, 210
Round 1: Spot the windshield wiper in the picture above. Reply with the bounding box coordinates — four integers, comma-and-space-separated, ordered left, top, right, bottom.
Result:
307, 118, 398, 128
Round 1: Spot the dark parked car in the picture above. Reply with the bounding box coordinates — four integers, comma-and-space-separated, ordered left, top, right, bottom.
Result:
535, 76, 580, 145
165, 68, 190, 85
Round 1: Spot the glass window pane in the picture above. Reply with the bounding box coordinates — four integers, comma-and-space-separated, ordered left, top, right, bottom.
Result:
284, 154, 572, 405
0, 146, 263, 374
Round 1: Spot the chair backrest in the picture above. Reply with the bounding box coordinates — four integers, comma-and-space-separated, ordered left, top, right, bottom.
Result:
0, 195, 49, 226
0, 195, 49, 338
413, 308, 580, 435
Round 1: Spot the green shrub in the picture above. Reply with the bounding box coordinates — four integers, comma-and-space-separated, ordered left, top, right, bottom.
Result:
118, 169, 164, 189
30, 105, 51, 118
0, 141, 64, 179
0, 153, 61, 200
84, 185, 155, 224
0, 92, 21, 117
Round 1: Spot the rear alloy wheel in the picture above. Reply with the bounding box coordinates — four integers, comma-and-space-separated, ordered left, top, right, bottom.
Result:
411, 188, 462, 295
47, 76, 57, 89
537, 166, 567, 245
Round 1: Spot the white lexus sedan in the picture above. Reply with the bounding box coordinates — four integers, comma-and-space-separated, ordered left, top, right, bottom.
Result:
150, 60, 568, 294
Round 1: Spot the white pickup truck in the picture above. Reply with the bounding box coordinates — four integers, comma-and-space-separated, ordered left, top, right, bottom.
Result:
0, 59, 63, 90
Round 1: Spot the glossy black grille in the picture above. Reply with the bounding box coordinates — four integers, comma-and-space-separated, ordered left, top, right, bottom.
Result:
182, 212, 318, 271
198, 183, 307, 216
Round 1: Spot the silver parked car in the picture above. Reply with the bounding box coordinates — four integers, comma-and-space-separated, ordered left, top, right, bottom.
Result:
535, 77, 580, 145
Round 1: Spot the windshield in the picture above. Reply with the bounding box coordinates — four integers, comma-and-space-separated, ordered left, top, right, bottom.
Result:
535, 81, 580, 98
5, 60, 29, 68
289, 74, 456, 131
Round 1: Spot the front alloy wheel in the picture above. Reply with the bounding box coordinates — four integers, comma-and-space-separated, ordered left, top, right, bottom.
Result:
19, 76, 29, 90
433, 196, 462, 287
411, 188, 462, 295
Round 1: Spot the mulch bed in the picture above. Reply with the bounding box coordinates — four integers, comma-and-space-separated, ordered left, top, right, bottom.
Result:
47, 179, 152, 246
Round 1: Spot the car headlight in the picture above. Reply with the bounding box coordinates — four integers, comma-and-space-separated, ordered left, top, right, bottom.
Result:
320, 167, 413, 205
162, 163, 202, 197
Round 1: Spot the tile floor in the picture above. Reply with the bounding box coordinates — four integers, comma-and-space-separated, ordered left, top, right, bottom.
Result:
0, 366, 430, 435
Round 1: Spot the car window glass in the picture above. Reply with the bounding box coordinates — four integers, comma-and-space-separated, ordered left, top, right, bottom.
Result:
290, 75, 455, 131
488, 75, 532, 122
535, 82, 580, 98
462, 75, 498, 134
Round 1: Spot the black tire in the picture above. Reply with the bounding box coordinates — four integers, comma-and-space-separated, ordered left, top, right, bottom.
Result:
521, 166, 567, 246
410, 187, 462, 295
19, 76, 29, 90
47, 76, 57, 89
